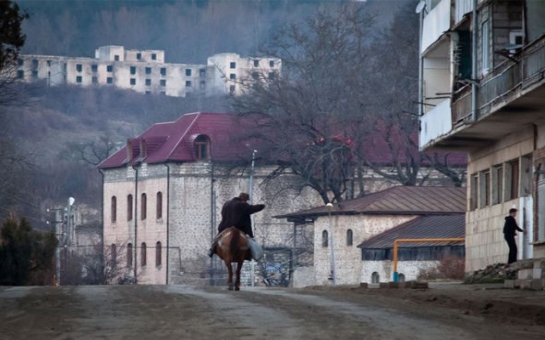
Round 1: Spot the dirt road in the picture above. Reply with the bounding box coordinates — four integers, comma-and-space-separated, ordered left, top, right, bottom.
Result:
1, 284, 545, 340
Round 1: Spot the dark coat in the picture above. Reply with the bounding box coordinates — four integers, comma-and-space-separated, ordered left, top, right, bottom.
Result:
217, 197, 265, 238
503, 215, 523, 236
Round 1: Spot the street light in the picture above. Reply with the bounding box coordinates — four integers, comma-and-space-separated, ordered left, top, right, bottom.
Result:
326, 203, 336, 285
248, 150, 257, 287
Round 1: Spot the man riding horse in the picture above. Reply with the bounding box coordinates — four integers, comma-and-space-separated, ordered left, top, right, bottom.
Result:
208, 192, 265, 258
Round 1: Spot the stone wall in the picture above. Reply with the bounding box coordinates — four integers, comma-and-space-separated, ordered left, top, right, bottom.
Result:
360, 260, 439, 284
313, 214, 416, 286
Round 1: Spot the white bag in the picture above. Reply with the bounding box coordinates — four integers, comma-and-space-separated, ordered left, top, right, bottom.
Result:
248, 237, 264, 261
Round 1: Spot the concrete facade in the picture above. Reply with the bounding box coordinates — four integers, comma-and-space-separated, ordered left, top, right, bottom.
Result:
15, 45, 280, 98
418, 0, 545, 272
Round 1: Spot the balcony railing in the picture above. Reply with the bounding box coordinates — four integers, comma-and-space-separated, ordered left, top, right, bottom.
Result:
452, 33, 545, 126
420, 99, 452, 149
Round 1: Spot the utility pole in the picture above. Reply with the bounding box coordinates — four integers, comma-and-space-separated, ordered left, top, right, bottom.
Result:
249, 149, 257, 287
326, 203, 336, 285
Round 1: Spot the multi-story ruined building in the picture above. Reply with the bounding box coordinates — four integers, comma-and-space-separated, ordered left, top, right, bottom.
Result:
14, 45, 281, 98
418, 0, 545, 272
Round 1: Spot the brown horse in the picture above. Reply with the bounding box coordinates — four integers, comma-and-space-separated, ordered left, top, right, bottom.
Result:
214, 227, 252, 290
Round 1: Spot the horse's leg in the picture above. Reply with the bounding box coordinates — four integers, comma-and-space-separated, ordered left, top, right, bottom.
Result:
226, 261, 234, 291
234, 259, 243, 291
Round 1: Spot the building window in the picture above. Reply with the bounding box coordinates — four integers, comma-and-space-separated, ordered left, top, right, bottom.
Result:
32, 71, 38, 79
160, 91, 166, 95
17, 58, 23, 66
145, 79, 151, 86
470, 174, 478, 210
521, 155, 533, 196
229, 85, 236, 94
145, 91, 151, 95
92, 76, 98, 84
76, 76, 82, 83
127, 194, 133, 221
482, 20, 490, 74
107, 77, 113, 84
141, 242, 147, 267
479, 170, 490, 208
253, 59, 259, 67
371, 272, 380, 284
114, 55, 120, 61
107, 65, 113, 72
152, 53, 157, 60
229, 73, 236, 80
91, 64, 98, 72
398, 273, 405, 282
194, 135, 210, 160
506, 160, 520, 201
136, 53, 142, 60
160, 68, 166, 76
492, 165, 503, 205
230, 62, 236, 69
322, 230, 328, 247
111, 244, 117, 268
32, 59, 38, 69
252, 72, 259, 80
156, 192, 163, 219
156, 241, 162, 267
200, 81, 206, 90
130, 78, 136, 85
268, 72, 275, 80
130, 66, 136, 75
17, 70, 24, 79
186, 80, 192, 87
346, 229, 353, 246
141, 193, 147, 220
111, 196, 117, 223
160, 79, 166, 87
145, 67, 152, 74
269, 60, 275, 67
76, 64, 82, 72
185, 69, 192, 76
199, 68, 206, 77
127, 243, 133, 267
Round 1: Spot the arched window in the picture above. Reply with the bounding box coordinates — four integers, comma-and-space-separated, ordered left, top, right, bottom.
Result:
141, 242, 147, 267
127, 194, 133, 221
346, 229, 353, 246
371, 272, 380, 284
398, 273, 406, 283
127, 243, 133, 268
156, 241, 162, 267
141, 193, 147, 220
156, 192, 163, 220
111, 244, 117, 268
322, 230, 328, 247
111, 196, 117, 223
194, 135, 210, 160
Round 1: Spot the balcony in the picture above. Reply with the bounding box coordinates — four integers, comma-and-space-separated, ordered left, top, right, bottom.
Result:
419, 99, 452, 150
421, 0, 451, 54
427, 33, 545, 151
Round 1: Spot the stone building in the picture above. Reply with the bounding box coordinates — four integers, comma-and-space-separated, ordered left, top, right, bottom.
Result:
276, 186, 466, 286
418, 0, 545, 272
358, 214, 465, 284
14, 45, 281, 98
98, 111, 466, 286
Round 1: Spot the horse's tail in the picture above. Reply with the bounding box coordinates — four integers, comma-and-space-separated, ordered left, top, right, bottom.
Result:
229, 227, 241, 255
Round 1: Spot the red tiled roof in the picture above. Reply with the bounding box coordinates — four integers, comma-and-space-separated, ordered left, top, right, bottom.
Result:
98, 112, 256, 169
358, 214, 465, 249
275, 186, 466, 219
98, 112, 467, 169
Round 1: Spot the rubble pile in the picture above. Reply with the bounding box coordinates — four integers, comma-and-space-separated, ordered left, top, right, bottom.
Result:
464, 262, 531, 284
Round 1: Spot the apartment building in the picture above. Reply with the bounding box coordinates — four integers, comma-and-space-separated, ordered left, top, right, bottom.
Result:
15, 45, 281, 98
418, 0, 545, 272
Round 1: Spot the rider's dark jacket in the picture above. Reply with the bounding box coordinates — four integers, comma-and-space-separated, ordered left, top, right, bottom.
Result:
217, 197, 265, 238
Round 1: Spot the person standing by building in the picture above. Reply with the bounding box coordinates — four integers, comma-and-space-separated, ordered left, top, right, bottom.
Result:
503, 208, 524, 264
